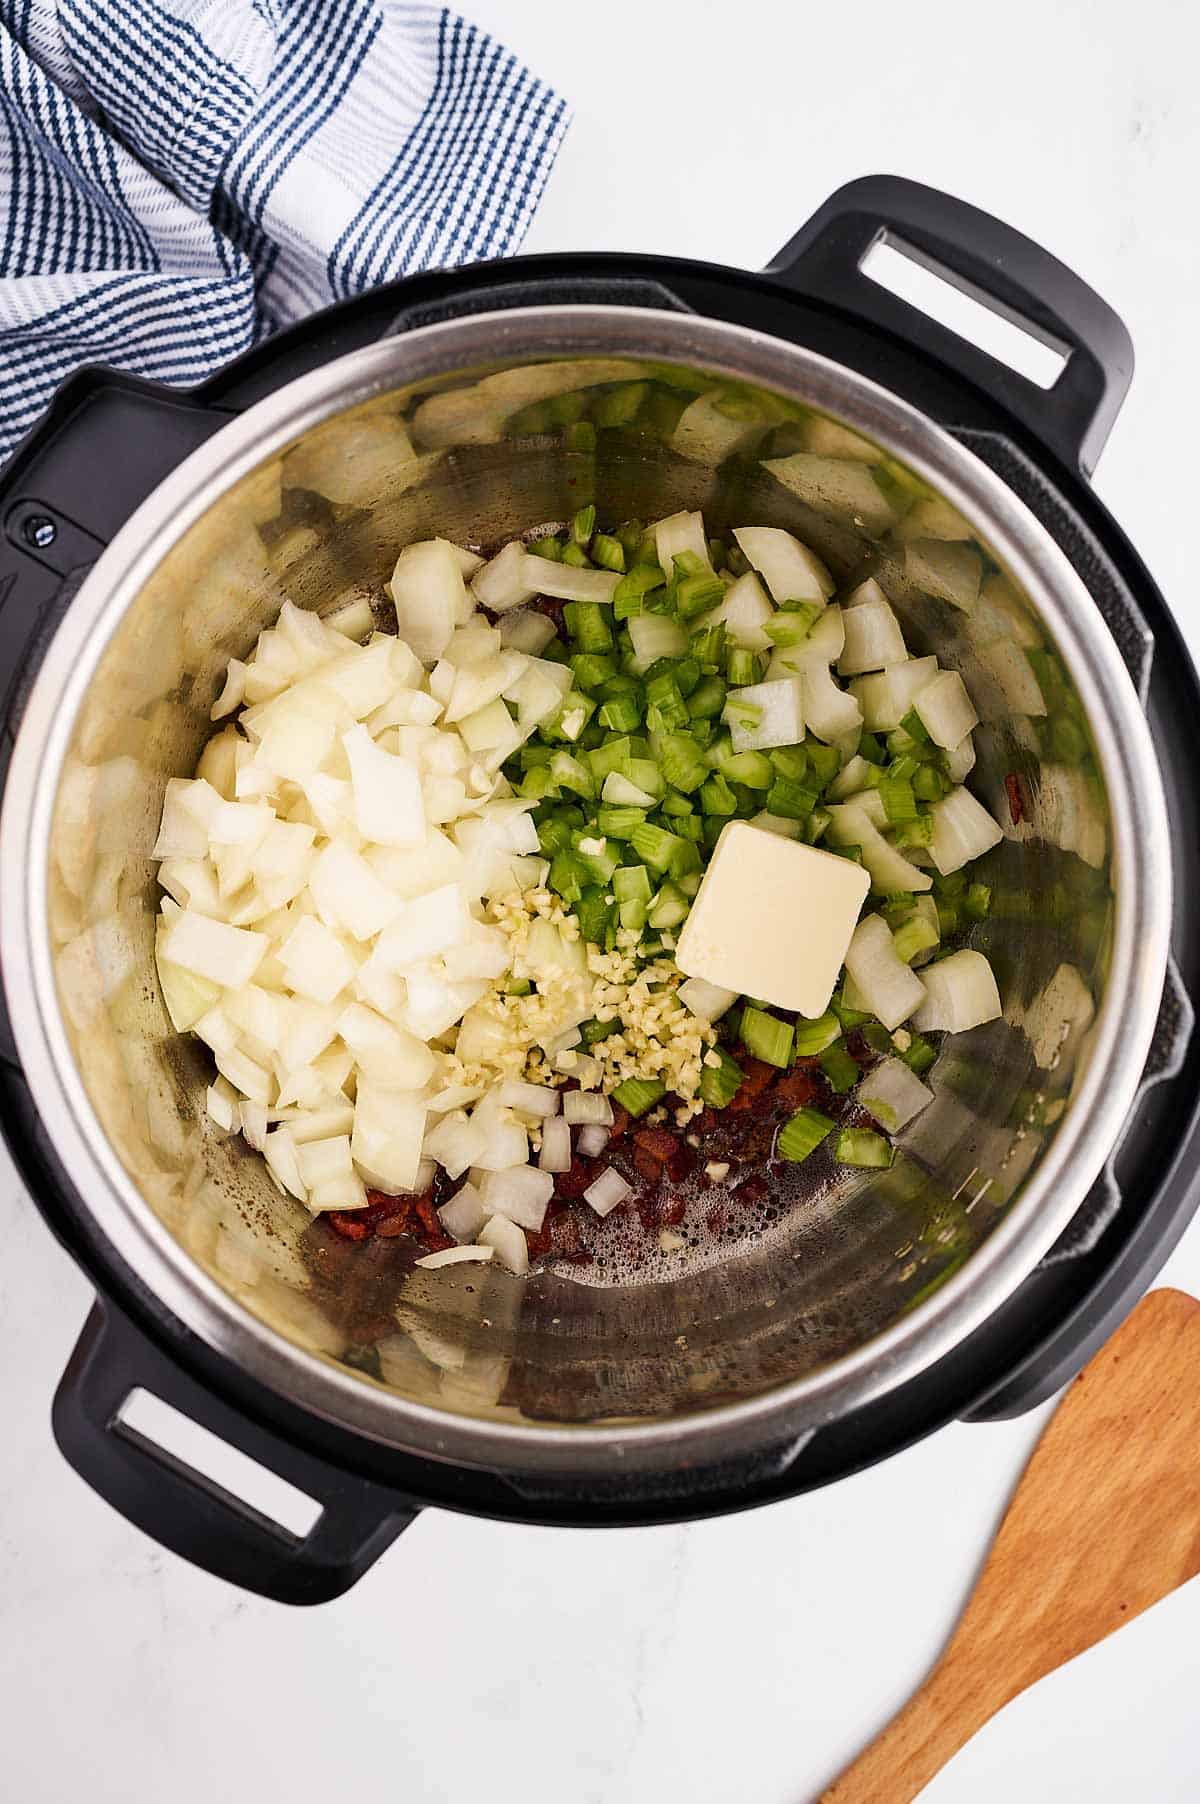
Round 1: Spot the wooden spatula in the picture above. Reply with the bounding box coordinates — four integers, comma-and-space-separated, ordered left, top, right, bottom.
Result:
821, 1287, 1200, 1803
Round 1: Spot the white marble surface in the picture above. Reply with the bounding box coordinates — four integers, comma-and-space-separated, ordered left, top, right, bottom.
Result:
3, 1, 1200, 1796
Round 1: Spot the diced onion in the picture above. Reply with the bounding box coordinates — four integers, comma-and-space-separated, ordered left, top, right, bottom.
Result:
677, 976, 737, 1022
857, 1058, 934, 1132
538, 1116, 572, 1173
583, 1168, 633, 1217
844, 915, 927, 1031
724, 676, 804, 753
472, 541, 538, 613
438, 1182, 489, 1243
912, 670, 979, 749
850, 657, 940, 731
497, 1079, 561, 1119
837, 582, 907, 676
577, 1123, 611, 1156
655, 510, 712, 574
563, 1091, 614, 1127
479, 1164, 554, 1230
929, 787, 1004, 876
913, 950, 1002, 1034
518, 554, 619, 604
416, 1244, 495, 1269
478, 1213, 530, 1274
704, 571, 773, 650
732, 526, 832, 605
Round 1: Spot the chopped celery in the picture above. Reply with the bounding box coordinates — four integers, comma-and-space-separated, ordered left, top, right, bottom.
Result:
595, 385, 648, 429
576, 838, 619, 884
766, 778, 819, 822
806, 741, 841, 789
700, 772, 737, 815
564, 600, 613, 653
690, 621, 727, 667
723, 696, 763, 737
613, 864, 652, 905
561, 542, 592, 569
592, 533, 626, 573
792, 1011, 841, 1056
528, 535, 563, 561
777, 1108, 835, 1162
597, 804, 647, 838
570, 652, 618, 692
648, 881, 689, 929
700, 1048, 745, 1108
660, 733, 708, 793
740, 1005, 793, 1069
819, 1043, 860, 1093
598, 692, 643, 732
835, 1128, 894, 1168
723, 749, 773, 788
576, 889, 611, 944
549, 750, 594, 797
580, 1015, 621, 1045
899, 705, 931, 744
858, 732, 886, 766
506, 977, 533, 996
628, 757, 665, 797
688, 674, 727, 718
630, 821, 681, 873
765, 604, 821, 647
629, 614, 688, 668
964, 881, 991, 919
725, 646, 764, 687
667, 836, 702, 882
893, 815, 934, 849
913, 763, 950, 802
587, 736, 633, 781
879, 776, 919, 823
541, 690, 596, 742
660, 789, 694, 818
674, 812, 704, 843
670, 655, 702, 699
901, 1032, 937, 1075
804, 805, 831, 844
571, 503, 597, 545
674, 565, 726, 619
519, 765, 557, 802
613, 565, 665, 619
612, 1076, 666, 1118
548, 850, 587, 903
769, 744, 808, 782
892, 913, 939, 965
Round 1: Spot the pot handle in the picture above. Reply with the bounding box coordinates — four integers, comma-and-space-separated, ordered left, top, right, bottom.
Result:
52, 1300, 417, 1604
766, 175, 1132, 477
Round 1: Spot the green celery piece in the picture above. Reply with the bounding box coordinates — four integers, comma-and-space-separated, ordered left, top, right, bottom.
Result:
505, 977, 533, 997
536, 814, 573, 856
765, 604, 821, 647
571, 503, 597, 545
725, 646, 764, 687
647, 881, 689, 930
674, 567, 725, 620
893, 815, 934, 849
740, 1005, 793, 1069
660, 788, 694, 817
580, 1015, 621, 1045
687, 674, 727, 719
575, 837, 620, 884
628, 757, 664, 798
804, 806, 831, 844
701, 813, 724, 852
667, 836, 702, 883
548, 849, 587, 903
704, 730, 734, 770
858, 732, 886, 766
612, 1076, 666, 1118
862, 1022, 894, 1057
519, 743, 555, 769
597, 804, 647, 838
678, 869, 702, 897
835, 1128, 894, 1169
766, 778, 819, 822
879, 776, 919, 824
792, 1011, 841, 1056
570, 652, 618, 692
575, 888, 610, 944
548, 751, 593, 797
561, 542, 592, 569
724, 697, 763, 737
591, 533, 626, 573
519, 765, 558, 802
722, 749, 772, 789
819, 1043, 860, 1094
913, 763, 949, 802
806, 741, 841, 789
660, 733, 708, 793
613, 864, 652, 904
598, 693, 642, 732
542, 690, 597, 743
700, 772, 737, 816
900, 705, 931, 745
935, 899, 960, 937
674, 812, 704, 843
699, 1048, 745, 1109
613, 564, 665, 620
770, 744, 808, 782
886, 725, 922, 760
831, 992, 872, 1029
528, 535, 563, 562
888, 753, 920, 783
892, 914, 939, 965
587, 736, 633, 781
777, 1107, 836, 1162
630, 821, 680, 873
564, 600, 613, 653
690, 621, 727, 667
964, 882, 992, 919
671, 656, 703, 699
902, 1032, 937, 1075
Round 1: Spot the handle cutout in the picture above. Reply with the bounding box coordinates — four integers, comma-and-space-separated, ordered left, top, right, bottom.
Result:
116, 1388, 323, 1540
861, 233, 1070, 390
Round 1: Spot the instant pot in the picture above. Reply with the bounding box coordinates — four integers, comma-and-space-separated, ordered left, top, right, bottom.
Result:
3, 177, 1199, 1605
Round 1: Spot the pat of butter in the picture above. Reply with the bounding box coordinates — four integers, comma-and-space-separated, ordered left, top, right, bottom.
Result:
675, 821, 870, 1017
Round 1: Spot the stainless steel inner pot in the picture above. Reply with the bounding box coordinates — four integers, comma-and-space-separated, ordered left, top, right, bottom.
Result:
0, 307, 1171, 1477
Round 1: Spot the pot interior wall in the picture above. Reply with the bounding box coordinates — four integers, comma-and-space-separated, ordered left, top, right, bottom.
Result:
45, 353, 1113, 1426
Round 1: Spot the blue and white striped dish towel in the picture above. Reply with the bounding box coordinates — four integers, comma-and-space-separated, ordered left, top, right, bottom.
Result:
0, 0, 569, 461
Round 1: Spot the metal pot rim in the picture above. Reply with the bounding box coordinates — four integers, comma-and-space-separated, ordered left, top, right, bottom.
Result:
0, 304, 1172, 1476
